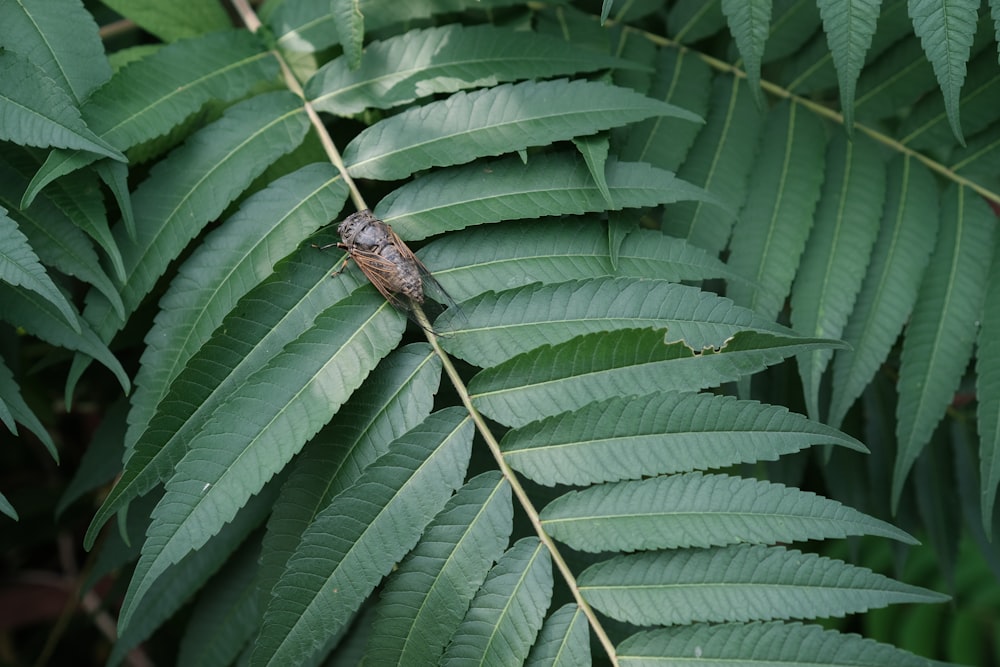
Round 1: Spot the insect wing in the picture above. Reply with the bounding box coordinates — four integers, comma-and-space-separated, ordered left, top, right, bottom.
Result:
385, 228, 466, 329
345, 245, 413, 313
418, 262, 463, 314
331, 218, 465, 334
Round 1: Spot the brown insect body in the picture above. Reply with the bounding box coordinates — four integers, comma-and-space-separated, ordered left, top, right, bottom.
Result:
334, 210, 459, 323
375, 243, 424, 302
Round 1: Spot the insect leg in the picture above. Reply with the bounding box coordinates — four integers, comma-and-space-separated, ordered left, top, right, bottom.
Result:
329, 247, 352, 277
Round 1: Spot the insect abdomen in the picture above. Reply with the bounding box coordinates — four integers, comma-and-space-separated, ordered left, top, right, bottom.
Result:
379, 244, 424, 302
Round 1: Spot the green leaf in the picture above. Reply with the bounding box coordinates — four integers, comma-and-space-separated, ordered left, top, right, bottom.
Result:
1, 0, 111, 103
899, 49, 1000, 150
668, 0, 727, 43
663, 75, 764, 255
94, 160, 134, 242
108, 480, 278, 666
791, 133, 885, 421
720, 0, 773, 105
500, 390, 866, 487
0, 154, 125, 319
578, 544, 948, 626
440, 277, 791, 368
977, 232, 1000, 536
854, 35, 936, 122
618, 621, 959, 666
306, 23, 635, 116
377, 153, 720, 241
417, 218, 744, 304
609, 12, 657, 95
472, 328, 844, 429
573, 134, 613, 205
994, 0, 1000, 52
524, 604, 590, 666
332, 0, 364, 70
0, 493, 16, 521
24, 30, 278, 204
343, 78, 701, 180
540, 472, 916, 552
116, 292, 406, 630
269, 0, 535, 53
533, 3, 612, 56
99, 0, 231, 42
816, 0, 882, 129
908, 0, 979, 143
82, 490, 155, 594
0, 355, 56, 459
251, 409, 473, 666
364, 472, 512, 665
950, 115, 1000, 183
616, 48, 713, 172
256, 344, 442, 607
176, 539, 262, 667
0, 50, 124, 162
779, 29, 840, 95
39, 168, 125, 283
600, 0, 615, 23
83, 241, 380, 550
894, 184, 995, 507
84, 31, 276, 150
0, 284, 129, 396
125, 164, 348, 450
81, 91, 309, 344
0, 5, 970, 663
56, 400, 127, 517
0, 368, 16, 436
440, 537, 553, 666
762, 0, 822, 64
727, 100, 827, 321
828, 155, 939, 428
0, 206, 79, 332
612, 221, 747, 285
866, 0, 918, 61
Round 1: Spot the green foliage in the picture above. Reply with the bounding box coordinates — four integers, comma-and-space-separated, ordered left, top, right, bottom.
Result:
2, 0, 999, 665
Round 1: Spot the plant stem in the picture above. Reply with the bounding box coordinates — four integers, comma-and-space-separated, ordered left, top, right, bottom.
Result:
235, 0, 618, 657
617, 20, 1000, 209
230, 0, 368, 211
413, 304, 621, 667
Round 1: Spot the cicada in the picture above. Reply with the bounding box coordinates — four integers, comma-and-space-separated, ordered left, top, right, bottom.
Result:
325, 210, 460, 328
